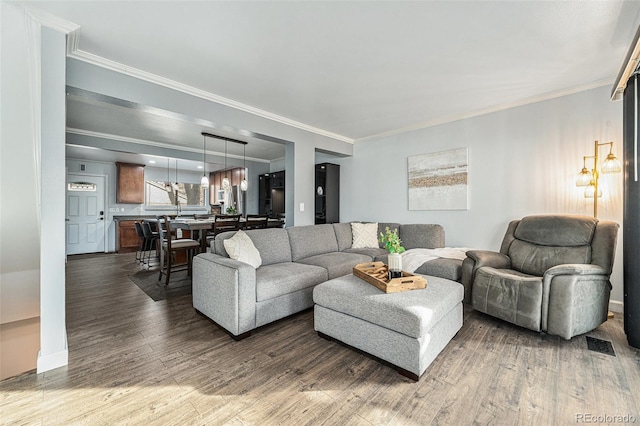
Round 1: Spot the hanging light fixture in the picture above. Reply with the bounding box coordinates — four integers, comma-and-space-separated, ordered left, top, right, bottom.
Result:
222, 139, 230, 191
173, 159, 179, 192
240, 143, 248, 191
200, 132, 248, 193
200, 133, 209, 186
165, 158, 172, 192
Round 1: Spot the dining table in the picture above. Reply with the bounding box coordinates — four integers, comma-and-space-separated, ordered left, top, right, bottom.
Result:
150, 216, 284, 254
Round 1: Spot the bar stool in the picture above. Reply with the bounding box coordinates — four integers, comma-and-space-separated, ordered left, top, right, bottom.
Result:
141, 221, 159, 267
134, 222, 145, 263
157, 215, 200, 285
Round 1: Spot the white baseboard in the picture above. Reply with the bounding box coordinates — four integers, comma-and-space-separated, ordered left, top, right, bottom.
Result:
36, 333, 68, 374
609, 299, 624, 314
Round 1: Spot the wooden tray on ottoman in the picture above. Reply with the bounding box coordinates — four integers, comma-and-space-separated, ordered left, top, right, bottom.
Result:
353, 262, 427, 293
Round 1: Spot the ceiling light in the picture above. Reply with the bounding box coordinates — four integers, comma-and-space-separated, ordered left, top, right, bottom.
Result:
222, 139, 230, 191
240, 143, 248, 191
200, 132, 209, 186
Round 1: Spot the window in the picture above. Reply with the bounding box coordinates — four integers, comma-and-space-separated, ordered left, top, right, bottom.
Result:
145, 181, 206, 207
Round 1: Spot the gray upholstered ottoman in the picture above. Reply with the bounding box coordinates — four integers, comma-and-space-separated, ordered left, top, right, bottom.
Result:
313, 273, 464, 381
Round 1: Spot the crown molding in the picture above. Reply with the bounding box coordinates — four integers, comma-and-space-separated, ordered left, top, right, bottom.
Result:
66, 50, 354, 145
24, 5, 80, 34
611, 24, 640, 101
357, 78, 614, 143
66, 128, 271, 164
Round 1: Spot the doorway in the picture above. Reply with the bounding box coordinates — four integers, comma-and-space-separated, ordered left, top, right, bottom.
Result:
66, 174, 107, 255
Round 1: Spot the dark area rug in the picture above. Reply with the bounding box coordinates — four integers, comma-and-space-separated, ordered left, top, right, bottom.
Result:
128, 268, 192, 301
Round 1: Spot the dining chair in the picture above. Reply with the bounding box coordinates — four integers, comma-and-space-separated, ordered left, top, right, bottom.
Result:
213, 214, 242, 236
244, 214, 269, 230
157, 215, 200, 285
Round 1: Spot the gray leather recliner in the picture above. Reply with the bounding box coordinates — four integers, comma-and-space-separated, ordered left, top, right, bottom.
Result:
461, 215, 619, 339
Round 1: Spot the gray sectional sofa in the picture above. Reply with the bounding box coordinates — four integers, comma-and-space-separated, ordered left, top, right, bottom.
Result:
192, 222, 462, 339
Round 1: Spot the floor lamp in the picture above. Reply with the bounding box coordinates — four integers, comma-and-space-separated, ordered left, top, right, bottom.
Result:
575, 140, 622, 319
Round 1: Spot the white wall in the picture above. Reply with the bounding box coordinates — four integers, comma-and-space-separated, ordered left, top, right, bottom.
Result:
339, 85, 625, 308
0, 2, 42, 379
0, 3, 70, 378
38, 25, 68, 374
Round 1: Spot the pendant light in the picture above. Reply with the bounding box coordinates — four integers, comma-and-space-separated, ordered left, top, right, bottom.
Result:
200, 133, 209, 186
173, 159, 179, 192
240, 143, 248, 191
165, 158, 172, 192
222, 139, 230, 191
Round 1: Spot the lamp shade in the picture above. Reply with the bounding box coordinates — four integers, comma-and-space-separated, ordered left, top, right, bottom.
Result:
576, 168, 593, 187
222, 176, 230, 191
584, 185, 602, 198
240, 179, 248, 191
200, 175, 209, 186
601, 153, 622, 174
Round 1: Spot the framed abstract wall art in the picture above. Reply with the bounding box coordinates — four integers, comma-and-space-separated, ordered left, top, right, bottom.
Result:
408, 147, 468, 210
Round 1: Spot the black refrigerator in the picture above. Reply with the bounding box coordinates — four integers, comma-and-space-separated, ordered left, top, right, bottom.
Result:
623, 72, 640, 349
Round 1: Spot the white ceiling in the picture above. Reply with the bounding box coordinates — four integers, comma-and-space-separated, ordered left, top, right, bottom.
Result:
21, 1, 640, 161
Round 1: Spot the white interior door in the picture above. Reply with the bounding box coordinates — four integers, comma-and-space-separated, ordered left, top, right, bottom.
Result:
66, 174, 106, 255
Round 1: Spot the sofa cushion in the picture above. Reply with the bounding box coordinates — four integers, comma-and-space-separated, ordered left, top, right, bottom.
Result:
399, 224, 445, 250
333, 222, 353, 251
256, 262, 328, 302
287, 224, 339, 262
223, 230, 262, 268
351, 222, 379, 248
297, 252, 372, 280
345, 247, 388, 260
214, 228, 292, 266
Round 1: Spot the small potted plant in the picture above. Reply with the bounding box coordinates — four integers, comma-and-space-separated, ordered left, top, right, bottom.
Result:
379, 227, 405, 279
226, 205, 237, 214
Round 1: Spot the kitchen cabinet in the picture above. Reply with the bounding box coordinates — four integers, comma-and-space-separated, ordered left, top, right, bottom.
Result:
117, 220, 139, 253
116, 162, 145, 204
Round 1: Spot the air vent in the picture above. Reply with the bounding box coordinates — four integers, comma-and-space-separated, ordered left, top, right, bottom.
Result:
586, 336, 616, 356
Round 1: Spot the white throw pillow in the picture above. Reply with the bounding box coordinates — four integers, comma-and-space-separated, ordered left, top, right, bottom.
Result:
351, 222, 379, 249
223, 230, 262, 268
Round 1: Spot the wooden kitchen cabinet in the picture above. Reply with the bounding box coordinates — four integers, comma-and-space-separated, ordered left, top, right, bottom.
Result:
116, 162, 145, 204
117, 220, 139, 253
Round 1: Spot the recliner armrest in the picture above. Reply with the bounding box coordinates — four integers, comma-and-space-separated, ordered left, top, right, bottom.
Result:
465, 250, 511, 269
461, 250, 511, 304
545, 263, 608, 277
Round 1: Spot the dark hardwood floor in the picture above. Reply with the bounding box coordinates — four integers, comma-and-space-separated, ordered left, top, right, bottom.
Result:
1, 252, 639, 425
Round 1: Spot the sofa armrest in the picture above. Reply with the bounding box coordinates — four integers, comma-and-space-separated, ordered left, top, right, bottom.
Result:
192, 253, 257, 336
541, 263, 611, 339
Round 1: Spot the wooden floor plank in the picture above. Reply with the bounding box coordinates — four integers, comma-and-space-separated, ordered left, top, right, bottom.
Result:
1, 252, 639, 425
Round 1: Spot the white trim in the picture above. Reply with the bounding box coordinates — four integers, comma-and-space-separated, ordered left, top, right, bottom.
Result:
67, 49, 354, 144
36, 334, 68, 374
66, 128, 271, 164
24, 5, 79, 34
357, 78, 614, 143
609, 299, 623, 314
